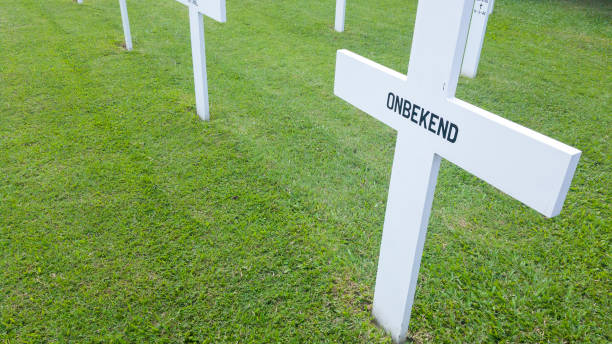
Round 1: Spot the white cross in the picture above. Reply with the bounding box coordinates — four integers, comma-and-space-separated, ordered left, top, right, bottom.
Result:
334, 0, 580, 342
118, 0, 133, 51
461, 0, 495, 78
174, 0, 226, 121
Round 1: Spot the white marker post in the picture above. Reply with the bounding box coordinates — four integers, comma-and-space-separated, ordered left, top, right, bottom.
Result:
77, 0, 83, 4
461, 0, 494, 78
118, 0, 133, 51
334, 0, 580, 342
174, 0, 226, 121
335, 0, 346, 32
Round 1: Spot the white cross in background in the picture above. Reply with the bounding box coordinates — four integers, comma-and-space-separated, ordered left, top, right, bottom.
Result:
334, 0, 580, 342
462, 0, 495, 78
174, 0, 226, 121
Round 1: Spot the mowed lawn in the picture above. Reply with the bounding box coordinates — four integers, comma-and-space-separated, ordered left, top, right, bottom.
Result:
0, 0, 610, 342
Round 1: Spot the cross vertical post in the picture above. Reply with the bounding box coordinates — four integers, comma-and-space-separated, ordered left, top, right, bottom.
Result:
372, 134, 441, 341
461, 0, 495, 78
173, 0, 226, 121
118, 0, 133, 51
335, 0, 346, 32
334, 0, 580, 342
189, 5, 209, 120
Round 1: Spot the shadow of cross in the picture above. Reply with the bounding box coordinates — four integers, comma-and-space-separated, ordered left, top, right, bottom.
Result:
175, 0, 226, 121
333, 0, 581, 342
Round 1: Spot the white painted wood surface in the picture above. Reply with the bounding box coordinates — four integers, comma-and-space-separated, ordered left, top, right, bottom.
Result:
118, 0, 133, 51
461, 0, 495, 78
189, 5, 209, 120
335, 0, 346, 32
334, 0, 580, 342
175, 0, 226, 23
174, 0, 226, 120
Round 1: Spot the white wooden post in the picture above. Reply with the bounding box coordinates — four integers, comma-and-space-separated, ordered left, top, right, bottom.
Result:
174, 0, 226, 121
118, 0, 133, 51
335, 0, 346, 32
77, 0, 83, 4
334, 0, 580, 342
188, 6, 209, 120
461, 0, 495, 78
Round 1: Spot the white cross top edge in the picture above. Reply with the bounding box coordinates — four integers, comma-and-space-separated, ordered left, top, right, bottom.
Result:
334, 0, 580, 342
175, 0, 226, 23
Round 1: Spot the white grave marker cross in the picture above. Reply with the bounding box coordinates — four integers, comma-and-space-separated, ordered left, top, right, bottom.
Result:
174, 0, 226, 121
461, 0, 495, 78
334, 0, 580, 342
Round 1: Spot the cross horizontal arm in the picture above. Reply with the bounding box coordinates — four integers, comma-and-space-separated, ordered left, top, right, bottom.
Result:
334, 49, 581, 217
335, 50, 406, 131
440, 98, 581, 217
174, 0, 226, 23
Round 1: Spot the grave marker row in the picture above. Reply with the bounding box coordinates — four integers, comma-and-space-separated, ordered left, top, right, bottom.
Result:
73, 1, 581, 343
82, 0, 493, 122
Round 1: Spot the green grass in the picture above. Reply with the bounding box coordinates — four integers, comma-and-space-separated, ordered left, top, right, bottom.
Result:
0, 0, 610, 342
